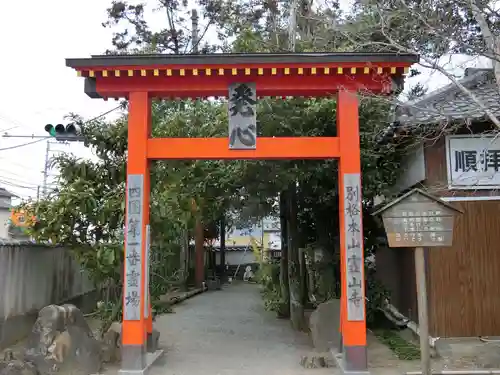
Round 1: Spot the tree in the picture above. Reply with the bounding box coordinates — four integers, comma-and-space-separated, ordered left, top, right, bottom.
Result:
103, 0, 219, 54
341, 0, 500, 128
406, 82, 428, 101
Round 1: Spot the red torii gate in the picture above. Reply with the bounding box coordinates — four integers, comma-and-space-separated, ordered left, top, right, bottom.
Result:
66, 52, 417, 375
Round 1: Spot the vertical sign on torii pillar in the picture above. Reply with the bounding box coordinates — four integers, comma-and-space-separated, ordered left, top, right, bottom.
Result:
124, 174, 144, 322
66, 52, 418, 375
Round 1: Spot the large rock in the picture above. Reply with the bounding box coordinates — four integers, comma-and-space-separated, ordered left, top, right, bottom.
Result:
309, 299, 341, 352
24, 304, 102, 375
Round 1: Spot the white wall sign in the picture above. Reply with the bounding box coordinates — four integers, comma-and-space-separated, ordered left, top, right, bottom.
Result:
446, 135, 500, 189
268, 232, 281, 249
124, 174, 144, 321
343, 173, 365, 322
228, 82, 257, 150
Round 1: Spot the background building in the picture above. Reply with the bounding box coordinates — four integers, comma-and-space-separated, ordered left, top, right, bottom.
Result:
0, 188, 15, 239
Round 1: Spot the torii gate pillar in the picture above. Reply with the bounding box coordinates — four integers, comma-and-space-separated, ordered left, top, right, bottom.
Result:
337, 90, 368, 373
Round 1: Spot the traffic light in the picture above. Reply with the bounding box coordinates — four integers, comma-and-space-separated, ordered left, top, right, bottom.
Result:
44, 123, 83, 141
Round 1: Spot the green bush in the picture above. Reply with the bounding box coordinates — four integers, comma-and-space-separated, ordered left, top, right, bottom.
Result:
256, 262, 287, 314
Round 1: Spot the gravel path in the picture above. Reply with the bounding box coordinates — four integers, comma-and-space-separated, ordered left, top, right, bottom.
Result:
4, 282, 497, 375
150, 282, 336, 375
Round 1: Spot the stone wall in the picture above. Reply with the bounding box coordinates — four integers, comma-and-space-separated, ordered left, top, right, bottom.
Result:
0, 241, 95, 348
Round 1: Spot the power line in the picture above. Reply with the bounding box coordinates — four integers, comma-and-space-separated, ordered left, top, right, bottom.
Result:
0, 179, 39, 191
0, 174, 40, 187
0, 138, 47, 151
0, 157, 42, 171
86, 104, 124, 122
0, 168, 39, 180
0, 174, 53, 188
0, 104, 124, 153
0, 112, 31, 132
0, 125, 20, 133
0, 177, 39, 188
0, 103, 118, 133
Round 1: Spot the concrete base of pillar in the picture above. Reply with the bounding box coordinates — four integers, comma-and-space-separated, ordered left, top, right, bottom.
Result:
332, 345, 370, 375
119, 345, 164, 375
147, 329, 160, 353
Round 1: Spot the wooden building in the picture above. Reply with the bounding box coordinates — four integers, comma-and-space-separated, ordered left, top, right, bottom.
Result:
376, 68, 500, 337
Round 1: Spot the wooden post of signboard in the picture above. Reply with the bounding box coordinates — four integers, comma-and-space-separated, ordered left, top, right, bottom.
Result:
414, 246, 430, 375
372, 188, 463, 375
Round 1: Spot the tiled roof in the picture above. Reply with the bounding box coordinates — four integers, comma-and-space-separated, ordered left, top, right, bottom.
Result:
395, 68, 499, 126
0, 187, 15, 197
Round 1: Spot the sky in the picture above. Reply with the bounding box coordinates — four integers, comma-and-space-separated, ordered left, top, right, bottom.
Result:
0, 0, 492, 204
0, 0, 120, 202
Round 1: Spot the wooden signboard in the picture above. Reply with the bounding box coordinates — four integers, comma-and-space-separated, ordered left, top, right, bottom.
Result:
373, 188, 462, 248
372, 188, 463, 375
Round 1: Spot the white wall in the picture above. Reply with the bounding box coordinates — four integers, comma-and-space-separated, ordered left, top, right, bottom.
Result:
0, 209, 10, 239
393, 144, 426, 194
0, 244, 94, 319
215, 251, 256, 265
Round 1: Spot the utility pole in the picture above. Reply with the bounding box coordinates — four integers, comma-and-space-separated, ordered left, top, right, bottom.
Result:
42, 140, 50, 198
220, 214, 226, 281
261, 217, 265, 262
191, 9, 199, 53
288, 0, 298, 52
3, 129, 82, 200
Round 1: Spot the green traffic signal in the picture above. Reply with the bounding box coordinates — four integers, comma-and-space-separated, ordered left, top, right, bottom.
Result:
44, 124, 56, 137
